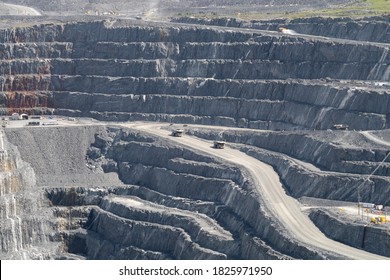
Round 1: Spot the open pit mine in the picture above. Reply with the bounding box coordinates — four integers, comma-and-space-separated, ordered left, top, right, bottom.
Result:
0, 14, 390, 260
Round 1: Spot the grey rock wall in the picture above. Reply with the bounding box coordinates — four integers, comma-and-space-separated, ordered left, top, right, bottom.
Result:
1, 17, 389, 259
173, 16, 390, 44
187, 128, 390, 176
0, 130, 60, 259
3, 122, 388, 259
5, 126, 123, 187
310, 209, 390, 257
242, 146, 390, 205
82, 127, 337, 259
1, 19, 390, 130
25, 126, 342, 260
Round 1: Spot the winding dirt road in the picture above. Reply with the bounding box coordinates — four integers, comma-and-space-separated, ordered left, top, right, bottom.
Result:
0, 3, 41, 16
361, 131, 390, 148
4, 117, 388, 259
127, 122, 388, 260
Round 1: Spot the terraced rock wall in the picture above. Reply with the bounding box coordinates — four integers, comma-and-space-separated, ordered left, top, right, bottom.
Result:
6, 125, 353, 259
1, 18, 390, 260
29, 126, 296, 260
42, 127, 329, 260
310, 209, 390, 257
1, 20, 390, 130
173, 16, 390, 44
185, 127, 390, 205
3, 122, 389, 259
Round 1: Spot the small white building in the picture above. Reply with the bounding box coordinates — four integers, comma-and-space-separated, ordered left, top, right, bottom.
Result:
375, 205, 384, 210
11, 113, 19, 120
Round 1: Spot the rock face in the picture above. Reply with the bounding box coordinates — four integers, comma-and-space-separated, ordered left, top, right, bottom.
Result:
1, 17, 390, 259
3, 123, 389, 259
0, 130, 59, 259
0, 19, 389, 130
185, 128, 390, 205
5, 125, 122, 187
310, 209, 390, 257
40, 126, 317, 260
173, 16, 390, 44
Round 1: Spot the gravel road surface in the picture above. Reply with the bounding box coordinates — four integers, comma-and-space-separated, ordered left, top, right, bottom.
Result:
128, 122, 388, 260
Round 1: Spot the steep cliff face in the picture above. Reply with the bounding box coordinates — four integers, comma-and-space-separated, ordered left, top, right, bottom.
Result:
1, 18, 389, 259
12, 127, 337, 259
1, 125, 123, 259
258, 16, 390, 44
91, 127, 347, 259
309, 209, 390, 257
0, 130, 60, 259
185, 127, 390, 205
34, 126, 336, 260
173, 16, 390, 44
3, 123, 389, 259
1, 19, 390, 130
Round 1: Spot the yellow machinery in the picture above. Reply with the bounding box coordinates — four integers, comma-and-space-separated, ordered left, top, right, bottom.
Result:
371, 216, 387, 224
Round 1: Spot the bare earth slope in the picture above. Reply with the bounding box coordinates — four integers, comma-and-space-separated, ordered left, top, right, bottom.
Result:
0, 2, 41, 16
